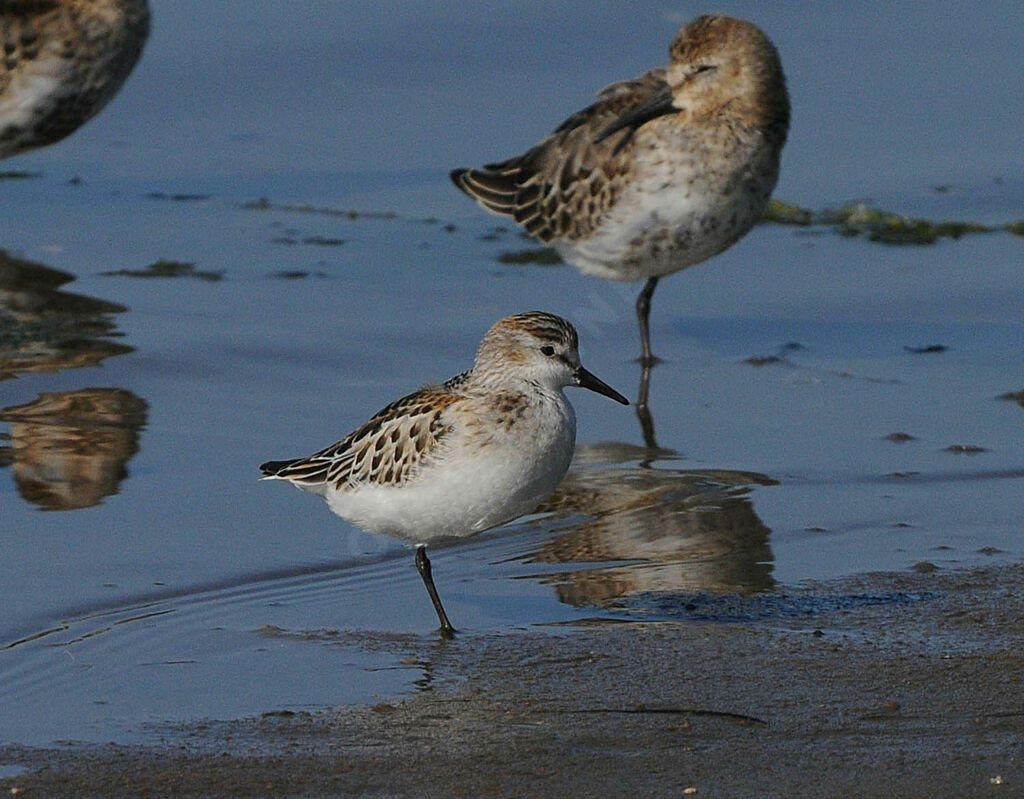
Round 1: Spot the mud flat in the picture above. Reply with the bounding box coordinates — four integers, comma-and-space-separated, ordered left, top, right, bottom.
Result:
3, 563, 1023, 798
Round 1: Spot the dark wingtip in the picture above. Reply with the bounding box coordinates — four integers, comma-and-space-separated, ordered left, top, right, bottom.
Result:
450, 168, 469, 187
259, 459, 290, 476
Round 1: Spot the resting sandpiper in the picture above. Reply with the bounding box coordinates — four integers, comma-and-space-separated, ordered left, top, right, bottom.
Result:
0, 0, 150, 158
451, 14, 789, 369
260, 311, 628, 637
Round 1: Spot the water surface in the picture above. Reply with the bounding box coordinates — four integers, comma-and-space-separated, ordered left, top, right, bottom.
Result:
1, 1, 1022, 746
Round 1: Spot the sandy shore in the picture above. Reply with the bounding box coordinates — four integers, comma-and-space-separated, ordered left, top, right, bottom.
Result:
3, 563, 1023, 798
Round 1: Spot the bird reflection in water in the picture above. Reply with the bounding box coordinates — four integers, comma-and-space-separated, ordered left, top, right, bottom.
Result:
525, 443, 777, 607
0, 251, 143, 510
0, 249, 132, 378
1, 387, 147, 510
0, 0, 150, 158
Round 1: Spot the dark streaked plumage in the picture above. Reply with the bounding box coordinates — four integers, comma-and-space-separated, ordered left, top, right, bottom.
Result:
452, 69, 667, 244
260, 389, 460, 490
451, 14, 789, 369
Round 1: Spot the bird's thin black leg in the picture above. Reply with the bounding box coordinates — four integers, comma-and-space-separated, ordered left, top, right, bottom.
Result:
635, 276, 660, 367
634, 276, 661, 448
415, 545, 456, 639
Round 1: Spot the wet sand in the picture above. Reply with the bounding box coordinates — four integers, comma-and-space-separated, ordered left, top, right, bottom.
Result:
3, 563, 1022, 798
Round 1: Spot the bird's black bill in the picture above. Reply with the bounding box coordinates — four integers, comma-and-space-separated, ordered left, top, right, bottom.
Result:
594, 84, 677, 154
575, 367, 630, 405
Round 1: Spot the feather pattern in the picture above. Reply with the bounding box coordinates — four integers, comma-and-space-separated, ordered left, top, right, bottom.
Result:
261, 387, 459, 490
450, 69, 667, 244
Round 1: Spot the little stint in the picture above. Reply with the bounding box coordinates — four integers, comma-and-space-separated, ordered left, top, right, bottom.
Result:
452, 14, 788, 444
260, 311, 628, 637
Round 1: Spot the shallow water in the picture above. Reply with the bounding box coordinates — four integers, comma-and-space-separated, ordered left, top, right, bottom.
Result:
1, 1, 1022, 746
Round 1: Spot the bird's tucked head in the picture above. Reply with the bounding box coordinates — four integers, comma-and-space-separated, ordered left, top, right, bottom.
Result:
667, 14, 789, 132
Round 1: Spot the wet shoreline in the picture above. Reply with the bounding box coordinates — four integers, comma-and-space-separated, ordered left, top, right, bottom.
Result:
3, 562, 1022, 798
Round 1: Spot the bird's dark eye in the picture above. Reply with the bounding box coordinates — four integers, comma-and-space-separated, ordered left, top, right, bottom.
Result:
695, 64, 717, 74
541, 345, 555, 357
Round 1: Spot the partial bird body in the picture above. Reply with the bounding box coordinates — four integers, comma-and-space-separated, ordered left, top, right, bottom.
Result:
262, 377, 577, 544
0, 0, 149, 158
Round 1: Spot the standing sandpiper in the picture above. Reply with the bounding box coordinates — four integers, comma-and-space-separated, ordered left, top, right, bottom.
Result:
452, 14, 788, 442
260, 311, 628, 637
0, 0, 150, 158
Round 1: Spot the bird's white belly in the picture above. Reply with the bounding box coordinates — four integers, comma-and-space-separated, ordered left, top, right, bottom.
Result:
558, 135, 776, 282
323, 419, 576, 544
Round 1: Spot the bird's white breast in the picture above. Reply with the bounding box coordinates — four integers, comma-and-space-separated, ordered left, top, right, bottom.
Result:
323, 390, 577, 544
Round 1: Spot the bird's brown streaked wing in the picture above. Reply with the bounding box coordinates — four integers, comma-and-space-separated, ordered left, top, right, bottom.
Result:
450, 69, 668, 243
261, 387, 462, 490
